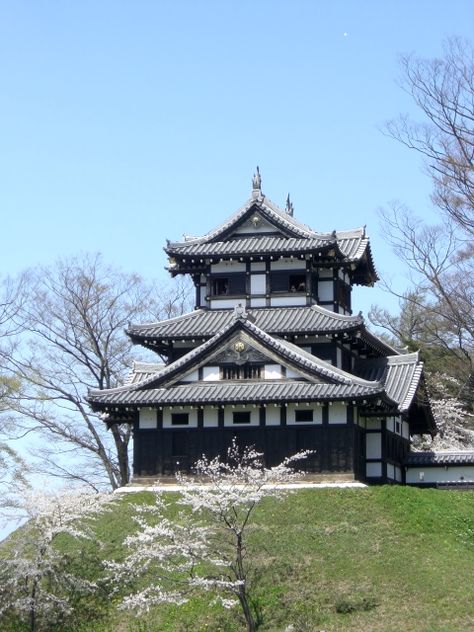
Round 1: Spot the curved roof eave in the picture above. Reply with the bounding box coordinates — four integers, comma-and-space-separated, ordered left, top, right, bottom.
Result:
90, 316, 387, 405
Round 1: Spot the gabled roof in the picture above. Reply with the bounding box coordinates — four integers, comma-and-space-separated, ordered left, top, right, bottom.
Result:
128, 305, 363, 340
89, 315, 390, 409
167, 194, 322, 246
127, 305, 397, 357
164, 192, 378, 284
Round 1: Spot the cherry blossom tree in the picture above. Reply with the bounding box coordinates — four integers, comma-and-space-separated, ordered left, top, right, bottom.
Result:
107, 441, 310, 632
0, 487, 113, 632
412, 373, 474, 451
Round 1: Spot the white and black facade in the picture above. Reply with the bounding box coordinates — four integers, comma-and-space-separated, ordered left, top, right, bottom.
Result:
89, 171, 436, 484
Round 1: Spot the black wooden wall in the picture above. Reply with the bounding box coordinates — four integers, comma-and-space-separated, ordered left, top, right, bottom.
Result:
133, 424, 357, 477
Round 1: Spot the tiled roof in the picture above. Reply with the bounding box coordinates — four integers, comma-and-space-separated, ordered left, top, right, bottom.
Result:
405, 451, 474, 466
128, 305, 364, 340
167, 195, 329, 246
128, 306, 397, 358
165, 195, 377, 280
166, 234, 367, 262
355, 352, 422, 412
90, 317, 389, 408
125, 362, 164, 385
90, 379, 384, 407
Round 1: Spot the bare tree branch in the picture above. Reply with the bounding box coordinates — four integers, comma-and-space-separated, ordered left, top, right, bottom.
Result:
386, 37, 474, 235
4, 253, 193, 490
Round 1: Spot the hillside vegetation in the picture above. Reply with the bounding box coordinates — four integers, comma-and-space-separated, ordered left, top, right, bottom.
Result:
2, 486, 474, 632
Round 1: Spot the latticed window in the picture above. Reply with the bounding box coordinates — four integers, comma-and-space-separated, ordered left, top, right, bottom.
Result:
221, 364, 262, 380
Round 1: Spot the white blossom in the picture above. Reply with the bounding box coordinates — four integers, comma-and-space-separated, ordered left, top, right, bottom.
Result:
0, 486, 114, 631
107, 440, 310, 632
413, 373, 474, 450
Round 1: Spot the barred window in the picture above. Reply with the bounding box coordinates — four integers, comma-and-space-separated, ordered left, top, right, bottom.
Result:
221, 364, 262, 380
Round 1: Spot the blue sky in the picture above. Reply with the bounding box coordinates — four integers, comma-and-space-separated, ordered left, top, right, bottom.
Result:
1, 1, 473, 317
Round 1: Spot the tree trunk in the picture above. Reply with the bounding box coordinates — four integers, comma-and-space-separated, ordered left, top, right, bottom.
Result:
235, 532, 257, 632
29, 576, 38, 632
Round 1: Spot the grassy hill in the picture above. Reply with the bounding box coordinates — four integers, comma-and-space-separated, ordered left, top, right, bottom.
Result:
2, 486, 474, 632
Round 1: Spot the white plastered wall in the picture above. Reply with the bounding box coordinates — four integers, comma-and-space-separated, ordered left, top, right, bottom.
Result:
139, 408, 157, 429
265, 406, 281, 426
271, 296, 306, 307
328, 402, 347, 424
203, 406, 219, 428
211, 262, 246, 273
202, 366, 219, 381
270, 258, 305, 271
406, 466, 474, 484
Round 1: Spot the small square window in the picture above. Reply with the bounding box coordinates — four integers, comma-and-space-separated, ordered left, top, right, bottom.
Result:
171, 413, 189, 426
233, 411, 251, 424
295, 409, 313, 423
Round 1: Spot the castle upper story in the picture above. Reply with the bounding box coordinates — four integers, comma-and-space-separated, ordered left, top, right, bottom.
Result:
164, 168, 377, 316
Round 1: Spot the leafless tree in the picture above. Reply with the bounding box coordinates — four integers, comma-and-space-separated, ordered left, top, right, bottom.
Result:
6, 254, 192, 490
386, 37, 474, 235
372, 203, 474, 397
0, 275, 30, 507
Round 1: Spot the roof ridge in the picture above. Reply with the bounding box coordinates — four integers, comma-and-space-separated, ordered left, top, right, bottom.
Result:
387, 350, 420, 364
165, 196, 370, 250
128, 309, 203, 331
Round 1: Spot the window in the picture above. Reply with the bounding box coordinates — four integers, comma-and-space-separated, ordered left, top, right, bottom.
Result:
222, 364, 262, 380
233, 411, 251, 424
171, 413, 189, 426
295, 409, 313, 423
212, 278, 228, 296
211, 275, 246, 296
270, 272, 306, 293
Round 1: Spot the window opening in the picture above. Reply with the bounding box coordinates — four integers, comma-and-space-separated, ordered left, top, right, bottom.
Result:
171, 413, 189, 426
212, 278, 229, 296
270, 272, 306, 293
295, 409, 314, 422
211, 275, 246, 296
233, 411, 251, 424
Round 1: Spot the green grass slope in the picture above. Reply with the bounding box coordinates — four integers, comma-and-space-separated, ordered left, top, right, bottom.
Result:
3, 486, 474, 632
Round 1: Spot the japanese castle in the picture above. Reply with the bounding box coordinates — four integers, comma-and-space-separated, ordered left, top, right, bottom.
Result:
89, 169, 438, 485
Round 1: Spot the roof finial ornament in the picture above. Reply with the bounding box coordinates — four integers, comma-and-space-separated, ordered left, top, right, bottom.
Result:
252, 166, 262, 198
285, 193, 294, 216
233, 303, 247, 320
